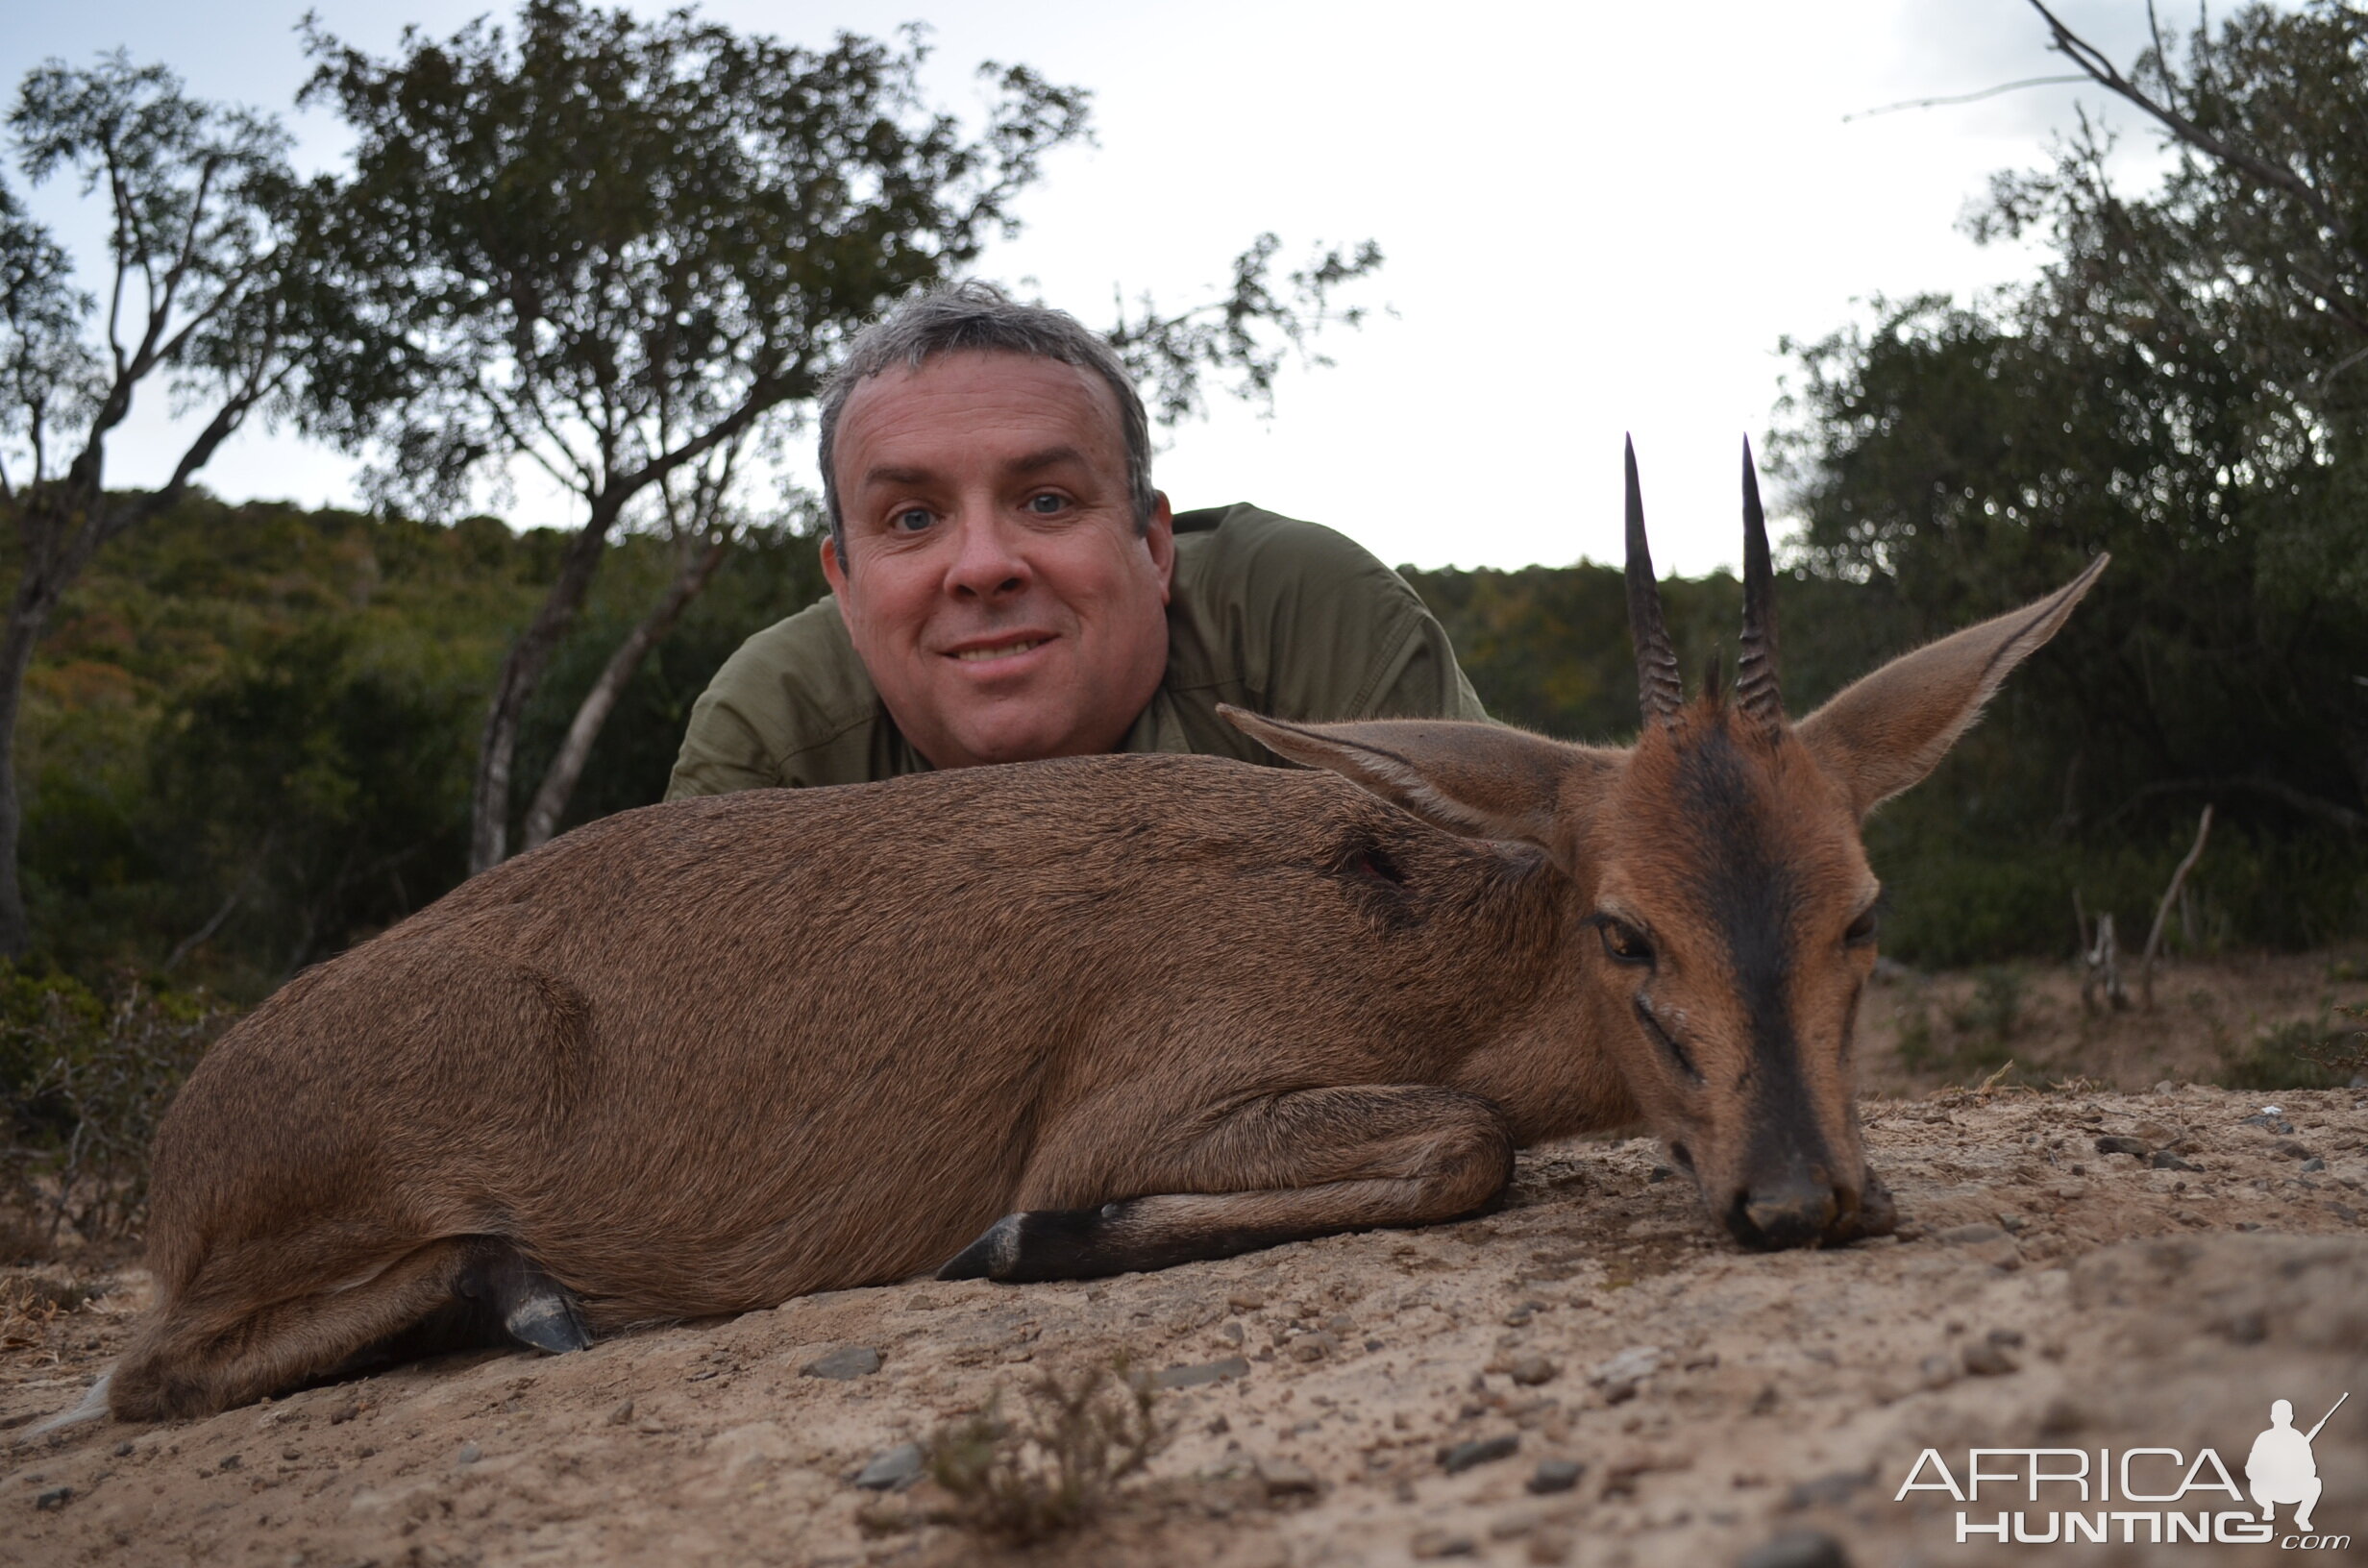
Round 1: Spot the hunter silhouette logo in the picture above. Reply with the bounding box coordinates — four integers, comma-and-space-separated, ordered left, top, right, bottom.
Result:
2248, 1392, 2345, 1534
1893, 1389, 2351, 1549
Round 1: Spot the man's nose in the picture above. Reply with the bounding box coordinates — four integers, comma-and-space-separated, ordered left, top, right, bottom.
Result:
944, 509, 1030, 599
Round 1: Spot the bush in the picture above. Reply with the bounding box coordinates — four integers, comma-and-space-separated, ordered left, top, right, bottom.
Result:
2218, 1008, 2368, 1092
0, 967, 229, 1244
925, 1358, 1169, 1545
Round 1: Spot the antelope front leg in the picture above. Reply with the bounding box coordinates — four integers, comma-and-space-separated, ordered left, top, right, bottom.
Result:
937, 1086, 1514, 1283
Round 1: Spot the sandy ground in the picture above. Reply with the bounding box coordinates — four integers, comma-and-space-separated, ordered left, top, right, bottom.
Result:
2, 958, 2365, 1567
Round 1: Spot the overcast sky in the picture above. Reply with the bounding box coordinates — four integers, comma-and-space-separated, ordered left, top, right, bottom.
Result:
4, 1, 2179, 575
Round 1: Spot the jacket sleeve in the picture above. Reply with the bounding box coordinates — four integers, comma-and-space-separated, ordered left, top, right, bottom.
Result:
665, 680, 785, 799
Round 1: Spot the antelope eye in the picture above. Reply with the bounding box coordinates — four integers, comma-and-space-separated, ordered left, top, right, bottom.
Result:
1845, 907, 1879, 946
1596, 918, 1654, 966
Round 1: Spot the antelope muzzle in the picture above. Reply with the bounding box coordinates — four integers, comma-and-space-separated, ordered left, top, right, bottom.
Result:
1717, 1161, 1897, 1251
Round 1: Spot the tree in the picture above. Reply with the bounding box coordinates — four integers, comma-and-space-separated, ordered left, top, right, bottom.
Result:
515, 419, 761, 854
300, 2, 1095, 873
1767, 3, 2368, 958
0, 54, 354, 959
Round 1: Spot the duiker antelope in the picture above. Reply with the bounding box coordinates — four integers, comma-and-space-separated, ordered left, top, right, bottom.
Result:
91, 442, 2102, 1425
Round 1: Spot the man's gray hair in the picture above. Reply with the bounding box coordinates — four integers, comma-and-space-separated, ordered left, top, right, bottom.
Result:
817, 282, 1155, 565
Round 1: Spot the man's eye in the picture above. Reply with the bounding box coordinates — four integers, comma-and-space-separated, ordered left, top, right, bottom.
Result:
1025, 493, 1067, 516
891, 507, 933, 533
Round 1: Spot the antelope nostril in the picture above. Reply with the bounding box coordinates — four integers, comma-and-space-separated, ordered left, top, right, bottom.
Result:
1668, 1142, 1694, 1172
1729, 1180, 1839, 1252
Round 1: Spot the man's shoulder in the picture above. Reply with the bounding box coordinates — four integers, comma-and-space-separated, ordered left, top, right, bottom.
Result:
1158, 500, 1477, 728
701, 597, 884, 756
1169, 502, 1424, 634
1171, 502, 1392, 577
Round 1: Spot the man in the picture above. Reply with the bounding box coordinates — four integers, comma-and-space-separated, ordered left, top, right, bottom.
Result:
2246, 1397, 2327, 1533
665, 282, 1484, 798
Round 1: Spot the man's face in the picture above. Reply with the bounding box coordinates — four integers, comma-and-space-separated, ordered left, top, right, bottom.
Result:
823, 351, 1175, 771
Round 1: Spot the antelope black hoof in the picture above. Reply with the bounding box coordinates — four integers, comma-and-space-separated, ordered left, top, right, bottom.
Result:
504, 1286, 592, 1354
465, 1240, 593, 1354
938, 1214, 1026, 1281
937, 1208, 1114, 1283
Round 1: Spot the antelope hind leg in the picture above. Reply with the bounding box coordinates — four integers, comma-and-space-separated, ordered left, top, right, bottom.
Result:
940, 1085, 1514, 1283
112, 1236, 485, 1421
111, 1237, 587, 1422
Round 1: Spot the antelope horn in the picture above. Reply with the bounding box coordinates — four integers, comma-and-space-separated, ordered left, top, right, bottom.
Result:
1624, 437, 1685, 728
1736, 436, 1783, 732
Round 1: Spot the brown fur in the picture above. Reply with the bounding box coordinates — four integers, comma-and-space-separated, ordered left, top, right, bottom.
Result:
110, 556, 2106, 1422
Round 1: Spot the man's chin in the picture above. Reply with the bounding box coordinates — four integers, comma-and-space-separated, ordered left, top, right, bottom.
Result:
921, 708, 1093, 771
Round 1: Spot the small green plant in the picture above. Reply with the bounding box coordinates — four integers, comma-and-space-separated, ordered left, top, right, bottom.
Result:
1954, 968, 2025, 1047
2218, 1008, 2367, 1092
1892, 991, 1937, 1072
925, 1357, 1170, 1545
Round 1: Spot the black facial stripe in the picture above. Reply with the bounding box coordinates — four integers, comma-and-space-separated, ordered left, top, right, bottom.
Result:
1634, 995, 1699, 1081
1669, 727, 1829, 1175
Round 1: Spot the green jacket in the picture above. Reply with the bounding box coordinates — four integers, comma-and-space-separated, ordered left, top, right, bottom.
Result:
664, 502, 1488, 797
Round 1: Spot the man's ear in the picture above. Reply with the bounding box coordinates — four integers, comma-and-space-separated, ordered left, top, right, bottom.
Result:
1219, 706, 1618, 870
821, 532, 848, 599
1147, 491, 1175, 604
1796, 554, 2108, 817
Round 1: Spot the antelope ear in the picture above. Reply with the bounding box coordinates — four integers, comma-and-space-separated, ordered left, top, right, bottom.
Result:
1219, 707, 1616, 865
1796, 554, 2108, 817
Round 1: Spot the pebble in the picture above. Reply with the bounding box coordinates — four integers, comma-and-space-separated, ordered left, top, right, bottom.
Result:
853, 1441, 925, 1490
1784, 1468, 1871, 1509
1960, 1338, 2017, 1377
2093, 1135, 2148, 1157
1438, 1433, 1520, 1474
1509, 1354, 1559, 1387
1411, 1528, 1479, 1558
2302, 1157, 2327, 1173
1527, 1527, 1575, 1564
1589, 1345, 1665, 1386
800, 1345, 882, 1380
455, 1441, 481, 1465
1527, 1458, 1585, 1494
605, 1399, 635, 1426
2151, 1151, 2198, 1171
1291, 1332, 1340, 1362
2274, 1139, 2314, 1160
1258, 1456, 1320, 1497
1933, 1222, 2020, 1269
1226, 1289, 1267, 1311
1157, 1355, 1250, 1389
1738, 1529, 1852, 1568
33, 1486, 71, 1510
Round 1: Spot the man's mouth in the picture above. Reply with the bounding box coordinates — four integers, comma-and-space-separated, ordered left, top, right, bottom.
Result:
950, 638, 1047, 664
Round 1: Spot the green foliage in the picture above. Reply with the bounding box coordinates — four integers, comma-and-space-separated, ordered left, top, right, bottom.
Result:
299, 1, 1093, 515
1953, 968, 2026, 1051
510, 522, 831, 837
0, 966, 227, 1243
2217, 1008, 2368, 1092
1749, 3, 2368, 968
2, 487, 843, 992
